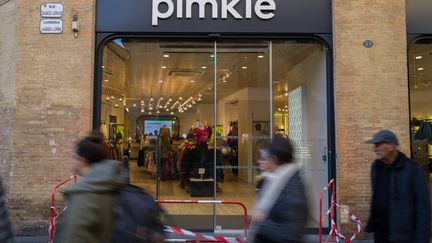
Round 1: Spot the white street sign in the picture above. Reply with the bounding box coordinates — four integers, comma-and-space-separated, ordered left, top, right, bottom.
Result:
40, 2, 64, 18
40, 18, 63, 34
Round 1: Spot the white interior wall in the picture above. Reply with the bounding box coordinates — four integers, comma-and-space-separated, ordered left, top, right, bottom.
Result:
285, 46, 328, 227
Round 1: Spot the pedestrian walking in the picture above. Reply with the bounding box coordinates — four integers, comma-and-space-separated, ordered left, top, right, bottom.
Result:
248, 136, 308, 243
54, 132, 128, 243
365, 130, 431, 243
0, 175, 14, 243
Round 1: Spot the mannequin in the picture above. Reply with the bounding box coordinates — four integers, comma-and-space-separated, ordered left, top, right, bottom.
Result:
193, 121, 210, 170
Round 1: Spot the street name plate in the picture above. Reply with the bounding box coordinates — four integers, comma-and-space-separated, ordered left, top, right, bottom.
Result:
40, 2, 64, 18
40, 18, 63, 34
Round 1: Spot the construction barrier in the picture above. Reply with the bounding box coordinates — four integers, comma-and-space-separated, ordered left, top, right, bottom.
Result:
156, 199, 248, 242
319, 179, 362, 243
49, 177, 247, 243
48, 175, 76, 243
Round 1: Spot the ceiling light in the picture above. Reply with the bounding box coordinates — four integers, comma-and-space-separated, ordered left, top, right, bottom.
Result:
141, 100, 144, 104
188, 104, 192, 108
133, 104, 137, 107
242, 66, 247, 69
110, 95, 115, 99
149, 112, 152, 115
141, 109, 144, 112
106, 96, 110, 101
190, 80, 195, 83
125, 108, 130, 112
160, 97, 164, 100
161, 66, 167, 69
210, 55, 215, 58
149, 107, 153, 111
163, 54, 170, 58
156, 111, 160, 114
104, 79, 109, 82
258, 55, 264, 58
222, 80, 227, 83
115, 104, 119, 108
418, 67, 424, 71
197, 97, 202, 101
202, 66, 207, 69
119, 98, 123, 102
179, 97, 183, 100
150, 97, 154, 101
416, 56, 423, 59
101, 65, 105, 69
171, 112, 174, 115
166, 109, 169, 112
159, 80, 163, 83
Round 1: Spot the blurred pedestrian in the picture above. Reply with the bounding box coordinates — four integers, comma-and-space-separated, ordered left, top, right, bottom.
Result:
248, 136, 307, 243
365, 130, 431, 243
0, 175, 14, 243
54, 132, 128, 243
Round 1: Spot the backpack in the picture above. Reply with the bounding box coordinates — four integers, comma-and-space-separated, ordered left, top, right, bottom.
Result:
112, 184, 165, 243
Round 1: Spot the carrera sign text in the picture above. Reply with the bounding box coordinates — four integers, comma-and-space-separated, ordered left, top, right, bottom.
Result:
152, 0, 276, 26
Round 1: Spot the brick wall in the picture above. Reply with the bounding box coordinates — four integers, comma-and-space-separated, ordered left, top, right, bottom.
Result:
0, 0, 16, 200
0, 0, 96, 234
333, 0, 409, 237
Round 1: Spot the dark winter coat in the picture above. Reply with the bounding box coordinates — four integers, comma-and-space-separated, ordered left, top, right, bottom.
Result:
0, 177, 14, 243
54, 160, 128, 243
366, 152, 431, 243
251, 171, 308, 243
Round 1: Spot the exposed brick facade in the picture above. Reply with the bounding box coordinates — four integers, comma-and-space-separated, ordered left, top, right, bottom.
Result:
333, 0, 410, 237
0, 0, 95, 234
0, 0, 412, 236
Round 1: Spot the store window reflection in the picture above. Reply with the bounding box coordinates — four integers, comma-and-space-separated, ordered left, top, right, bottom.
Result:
410, 39, 432, 180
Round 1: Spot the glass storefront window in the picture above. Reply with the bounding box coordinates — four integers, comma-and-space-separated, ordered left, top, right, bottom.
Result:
409, 39, 432, 180
99, 38, 330, 232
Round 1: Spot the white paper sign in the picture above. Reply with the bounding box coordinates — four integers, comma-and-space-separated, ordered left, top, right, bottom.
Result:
40, 2, 64, 18
40, 19, 63, 34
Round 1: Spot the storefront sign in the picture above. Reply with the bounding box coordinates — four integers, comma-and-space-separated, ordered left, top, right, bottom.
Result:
97, 0, 332, 34
40, 19, 63, 34
40, 2, 64, 18
152, 0, 276, 26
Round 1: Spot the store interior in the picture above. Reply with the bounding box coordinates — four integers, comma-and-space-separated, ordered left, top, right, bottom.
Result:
409, 40, 432, 180
100, 39, 329, 229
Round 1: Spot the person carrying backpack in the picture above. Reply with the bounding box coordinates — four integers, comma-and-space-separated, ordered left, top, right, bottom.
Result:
54, 132, 129, 243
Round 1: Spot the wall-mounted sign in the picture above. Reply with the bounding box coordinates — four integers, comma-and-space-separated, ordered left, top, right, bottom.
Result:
40, 18, 63, 34
40, 2, 64, 18
152, 0, 276, 26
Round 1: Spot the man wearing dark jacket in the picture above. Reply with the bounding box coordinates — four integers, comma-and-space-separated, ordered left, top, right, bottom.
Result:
365, 130, 431, 243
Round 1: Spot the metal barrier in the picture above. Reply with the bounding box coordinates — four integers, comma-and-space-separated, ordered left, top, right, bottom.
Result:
49, 175, 76, 243
319, 179, 362, 243
156, 200, 248, 242
48, 177, 247, 243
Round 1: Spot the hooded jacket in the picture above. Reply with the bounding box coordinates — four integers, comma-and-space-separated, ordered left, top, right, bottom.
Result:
54, 160, 128, 243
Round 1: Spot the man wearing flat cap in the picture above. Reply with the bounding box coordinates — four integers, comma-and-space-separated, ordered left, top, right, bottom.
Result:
365, 130, 431, 243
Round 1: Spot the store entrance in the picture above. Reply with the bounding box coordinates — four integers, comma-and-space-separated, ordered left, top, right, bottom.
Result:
99, 38, 330, 232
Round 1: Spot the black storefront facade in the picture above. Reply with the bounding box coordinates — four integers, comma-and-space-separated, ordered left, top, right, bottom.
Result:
94, 0, 335, 232
407, 0, 432, 163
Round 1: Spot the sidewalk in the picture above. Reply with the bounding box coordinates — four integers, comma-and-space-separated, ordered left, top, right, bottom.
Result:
15, 236, 373, 243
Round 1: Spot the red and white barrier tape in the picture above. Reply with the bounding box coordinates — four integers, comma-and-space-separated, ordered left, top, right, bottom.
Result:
324, 203, 362, 243
165, 226, 244, 243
